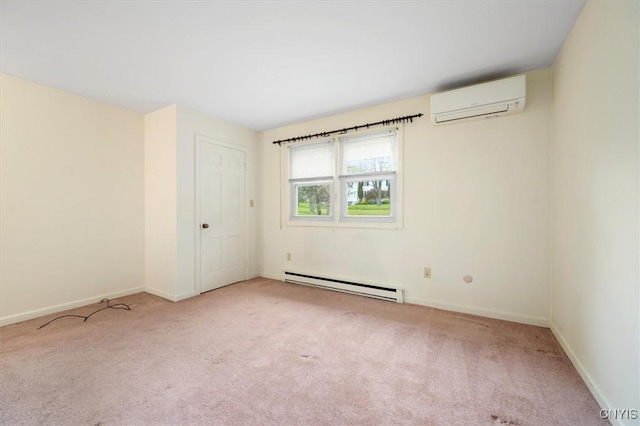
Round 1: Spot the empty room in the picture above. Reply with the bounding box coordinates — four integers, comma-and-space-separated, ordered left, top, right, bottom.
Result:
1, 1, 638, 425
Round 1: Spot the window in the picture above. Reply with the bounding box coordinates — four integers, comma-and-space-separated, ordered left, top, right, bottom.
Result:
288, 128, 400, 226
339, 130, 397, 222
289, 140, 334, 220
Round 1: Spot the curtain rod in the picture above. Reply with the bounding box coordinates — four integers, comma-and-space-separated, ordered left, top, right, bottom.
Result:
272, 113, 423, 145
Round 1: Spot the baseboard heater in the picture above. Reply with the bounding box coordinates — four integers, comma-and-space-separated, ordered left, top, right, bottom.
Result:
284, 271, 404, 303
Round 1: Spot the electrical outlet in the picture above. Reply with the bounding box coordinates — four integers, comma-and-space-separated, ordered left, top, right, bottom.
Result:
249, 200, 254, 207
287, 253, 292, 261
424, 267, 431, 278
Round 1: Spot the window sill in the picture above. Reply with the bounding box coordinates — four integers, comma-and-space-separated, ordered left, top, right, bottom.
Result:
284, 219, 403, 231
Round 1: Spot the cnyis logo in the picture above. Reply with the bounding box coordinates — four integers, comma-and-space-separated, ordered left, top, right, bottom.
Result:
599, 409, 639, 420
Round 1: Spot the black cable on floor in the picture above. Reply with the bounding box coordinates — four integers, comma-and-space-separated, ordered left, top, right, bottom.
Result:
38, 298, 131, 329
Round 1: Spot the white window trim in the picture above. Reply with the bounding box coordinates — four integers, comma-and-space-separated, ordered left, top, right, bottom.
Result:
281, 125, 404, 230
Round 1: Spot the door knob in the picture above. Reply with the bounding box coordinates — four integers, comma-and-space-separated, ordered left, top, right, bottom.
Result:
202, 223, 209, 229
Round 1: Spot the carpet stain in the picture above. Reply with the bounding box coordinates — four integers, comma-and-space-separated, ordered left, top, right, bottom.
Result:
210, 349, 234, 364
491, 414, 520, 425
300, 354, 318, 359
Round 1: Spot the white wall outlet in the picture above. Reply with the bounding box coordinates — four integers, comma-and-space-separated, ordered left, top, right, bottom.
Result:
286, 253, 292, 261
424, 267, 431, 278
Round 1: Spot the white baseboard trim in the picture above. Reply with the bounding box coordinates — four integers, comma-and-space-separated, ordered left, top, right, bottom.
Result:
403, 296, 550, 327
146, 277, 261, 303
0, 286, 144, 327
144, 287, 178, 302
260, 273, 548, 328
549, 321, 622, 425
144, 288, 198, 302
259, 272, 284, 281
175, 291, 198, 302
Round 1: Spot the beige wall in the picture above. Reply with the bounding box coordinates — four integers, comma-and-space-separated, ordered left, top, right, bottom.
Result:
0, 74, 145, 325
143, 105, 259, 301
144, 105, 178, 300
0, 81, 260, 318
551, 0, 639, 419
2, 4, 637, 413
259, 68, 553, 326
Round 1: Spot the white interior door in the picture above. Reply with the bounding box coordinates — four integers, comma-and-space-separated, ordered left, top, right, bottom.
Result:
198, 140, 246, 293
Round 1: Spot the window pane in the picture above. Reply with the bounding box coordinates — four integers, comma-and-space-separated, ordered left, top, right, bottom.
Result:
290, 141, 333, 179
296, 184, 332, 216
345, 180, 391, 216
341, 131, 395, 175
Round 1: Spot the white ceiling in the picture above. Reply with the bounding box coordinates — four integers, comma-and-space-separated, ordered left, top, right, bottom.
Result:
0, 1, 585, 131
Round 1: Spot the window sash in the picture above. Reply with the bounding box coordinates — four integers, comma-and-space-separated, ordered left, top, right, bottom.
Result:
290, 180, 334, 220
340, 174, 396, 222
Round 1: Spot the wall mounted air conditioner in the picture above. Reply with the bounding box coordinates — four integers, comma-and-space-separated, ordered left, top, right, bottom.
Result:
431, 75, 526, 126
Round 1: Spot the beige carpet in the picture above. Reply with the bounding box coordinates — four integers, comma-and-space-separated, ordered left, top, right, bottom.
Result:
1, 277, 603, 425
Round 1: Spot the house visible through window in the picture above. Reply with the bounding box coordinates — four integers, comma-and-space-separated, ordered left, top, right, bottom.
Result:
288, 128, 399, 224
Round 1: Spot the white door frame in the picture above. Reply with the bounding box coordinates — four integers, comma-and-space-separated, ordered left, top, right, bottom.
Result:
194, 134, 248, 294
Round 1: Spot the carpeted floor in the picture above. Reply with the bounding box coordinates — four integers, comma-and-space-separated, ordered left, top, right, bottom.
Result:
0, 277, 603, 425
